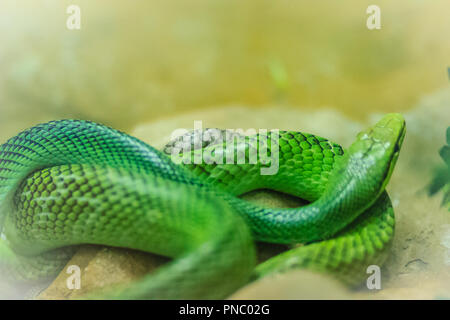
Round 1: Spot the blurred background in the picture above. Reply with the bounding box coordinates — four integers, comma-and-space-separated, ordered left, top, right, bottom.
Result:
0, 0, 449, 141
1, 0, 449, 299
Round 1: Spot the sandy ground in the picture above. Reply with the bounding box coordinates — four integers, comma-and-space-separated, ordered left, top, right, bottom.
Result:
35, 87, 449, 300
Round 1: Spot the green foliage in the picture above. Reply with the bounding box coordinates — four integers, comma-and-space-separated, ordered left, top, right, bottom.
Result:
428, 127, 450, 210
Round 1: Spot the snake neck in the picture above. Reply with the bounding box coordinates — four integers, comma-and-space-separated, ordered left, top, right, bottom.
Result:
176, 114, 405, 244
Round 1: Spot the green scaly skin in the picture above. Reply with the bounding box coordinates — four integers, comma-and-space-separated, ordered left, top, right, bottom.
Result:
0, 114, 405, 299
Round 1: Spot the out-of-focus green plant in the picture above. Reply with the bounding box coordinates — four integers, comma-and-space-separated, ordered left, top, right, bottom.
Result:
268, 59, 289, 102
428, 127, 450, 210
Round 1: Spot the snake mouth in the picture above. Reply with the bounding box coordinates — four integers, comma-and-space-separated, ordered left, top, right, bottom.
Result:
391, 115, 406, 160
390, 120, 406, 161
381, 114, 406, 189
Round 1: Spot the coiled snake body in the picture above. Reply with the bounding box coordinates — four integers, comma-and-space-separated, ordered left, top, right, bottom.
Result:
0, 114, 405, 299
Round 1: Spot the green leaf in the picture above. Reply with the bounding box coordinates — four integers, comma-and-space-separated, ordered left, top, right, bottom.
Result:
428, 127, 450, 210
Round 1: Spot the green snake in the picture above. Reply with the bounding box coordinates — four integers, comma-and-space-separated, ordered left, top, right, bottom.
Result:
0, 113, 405, 299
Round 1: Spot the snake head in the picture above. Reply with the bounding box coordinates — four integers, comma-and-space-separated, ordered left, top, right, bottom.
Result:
353, 113, 406, 192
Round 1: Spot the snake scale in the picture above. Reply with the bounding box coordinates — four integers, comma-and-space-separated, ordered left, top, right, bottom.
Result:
0, 113, 405, 299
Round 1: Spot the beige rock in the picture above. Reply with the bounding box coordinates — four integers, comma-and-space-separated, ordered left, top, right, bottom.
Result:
229, 270, 354, 300
37, 246, 167, 300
